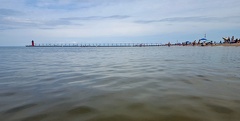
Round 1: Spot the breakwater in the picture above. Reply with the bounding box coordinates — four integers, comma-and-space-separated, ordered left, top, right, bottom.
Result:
26, 43, 163, 47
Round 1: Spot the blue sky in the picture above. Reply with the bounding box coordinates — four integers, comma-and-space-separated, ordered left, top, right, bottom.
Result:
0, 0, 240, 46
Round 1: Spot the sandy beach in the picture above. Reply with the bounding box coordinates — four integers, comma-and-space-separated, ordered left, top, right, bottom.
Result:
171, 43, 240, 47
217, 43, 240, 46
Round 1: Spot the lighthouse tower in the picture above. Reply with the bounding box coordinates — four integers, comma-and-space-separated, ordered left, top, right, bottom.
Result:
31, 40, 34, 46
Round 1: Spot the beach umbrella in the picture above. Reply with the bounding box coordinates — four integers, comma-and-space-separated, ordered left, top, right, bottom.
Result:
200, 38, 207, 41
184, 41, 191, 45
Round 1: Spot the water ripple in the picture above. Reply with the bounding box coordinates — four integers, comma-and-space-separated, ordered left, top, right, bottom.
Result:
0, 47, 240, 121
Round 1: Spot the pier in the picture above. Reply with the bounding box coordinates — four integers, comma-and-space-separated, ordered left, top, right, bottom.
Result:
26, 41, 163, 47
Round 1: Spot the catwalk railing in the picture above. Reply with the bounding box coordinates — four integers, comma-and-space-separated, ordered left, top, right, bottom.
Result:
26, 43, 164, 47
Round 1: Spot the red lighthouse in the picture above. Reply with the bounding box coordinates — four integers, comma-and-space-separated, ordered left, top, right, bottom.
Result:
32, 40, 34, 46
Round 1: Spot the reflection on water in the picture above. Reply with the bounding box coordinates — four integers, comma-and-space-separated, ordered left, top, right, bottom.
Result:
0, 46, 240, 121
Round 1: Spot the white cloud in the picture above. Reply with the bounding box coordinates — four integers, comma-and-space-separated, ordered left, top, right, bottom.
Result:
1, 0, 240, 45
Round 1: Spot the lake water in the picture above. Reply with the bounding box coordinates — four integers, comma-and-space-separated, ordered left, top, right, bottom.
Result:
0, 46, 240, 121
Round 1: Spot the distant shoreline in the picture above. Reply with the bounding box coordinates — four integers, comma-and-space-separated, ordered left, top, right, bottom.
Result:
215, 43, 240, 46
24, 42, 240, 47
200, 43, 240, 47
169, 43, 240, 47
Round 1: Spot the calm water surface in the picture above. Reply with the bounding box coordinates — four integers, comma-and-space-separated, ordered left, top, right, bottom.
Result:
0, 46, 240, 121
